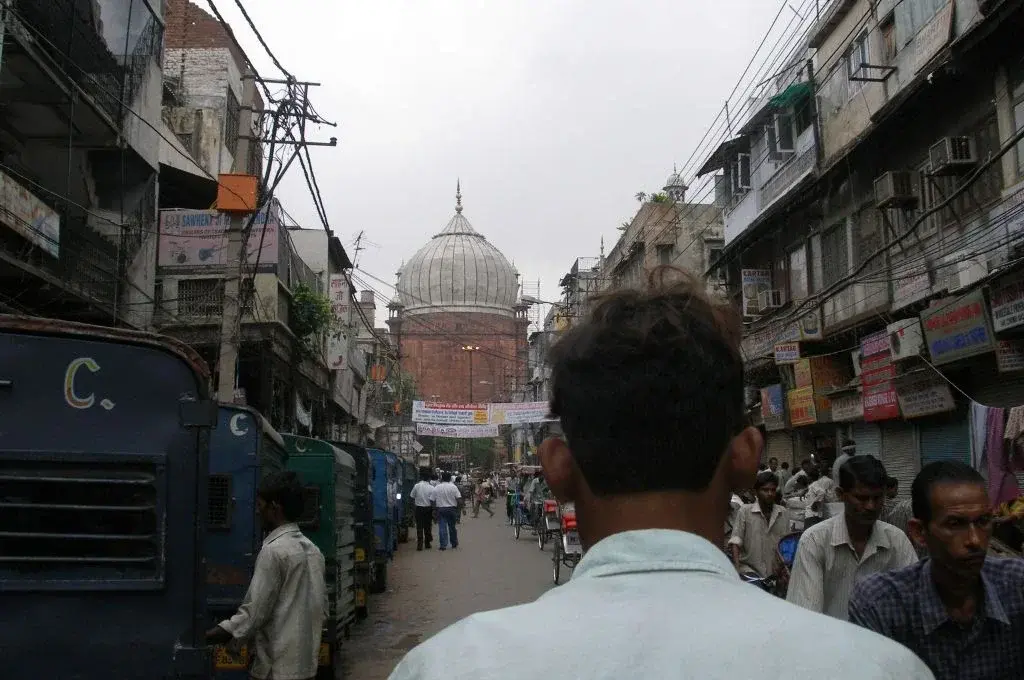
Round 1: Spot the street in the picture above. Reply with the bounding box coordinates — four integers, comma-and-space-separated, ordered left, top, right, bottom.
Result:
340, 509, 556, 679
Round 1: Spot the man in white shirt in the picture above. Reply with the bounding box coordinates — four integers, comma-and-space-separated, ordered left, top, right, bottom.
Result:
388, 272, 933, 680
207, 471, 327, 680
410, 469, 436, 550
803, 468, 837, 529
730, 471, 791, 579
433, 473, 462, 550
783, 458, 815, 496
787, 455, 919, 620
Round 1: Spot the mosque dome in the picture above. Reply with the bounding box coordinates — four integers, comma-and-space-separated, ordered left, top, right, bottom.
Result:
397, 183, 519, 318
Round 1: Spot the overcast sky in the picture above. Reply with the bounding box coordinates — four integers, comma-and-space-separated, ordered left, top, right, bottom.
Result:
208, 0, 787, 319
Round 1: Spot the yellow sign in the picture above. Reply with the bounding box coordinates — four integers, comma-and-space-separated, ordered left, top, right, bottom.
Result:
214, 645, 249, 670
788, 387, 817, 426
355, 589, 367, 606
318, 643, 331, 667
354, 548, 366, 562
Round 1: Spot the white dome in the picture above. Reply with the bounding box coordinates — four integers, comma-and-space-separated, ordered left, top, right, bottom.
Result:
398, 189, 519, 318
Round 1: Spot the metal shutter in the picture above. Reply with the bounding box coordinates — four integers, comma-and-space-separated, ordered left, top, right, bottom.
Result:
851, 422, 882, 458
880, 421, 919, 501
766, 431, 795, 467
919, 411, 971, 466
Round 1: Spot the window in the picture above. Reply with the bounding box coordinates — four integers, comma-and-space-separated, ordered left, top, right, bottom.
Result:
775, 113, 796, 153
822, 221, 850, 288
225, 88, 241, 155
1012, 58, 1024, 180
178, 278, 224, 317
847, 31, 869, 86
853, 209, 884, 273
896, 0, 949, 47
880, 14, 897, 63
708, 245, 724, 280
788, 245, 808, 301
657, 245, 673, 266
733, 154, 751, 192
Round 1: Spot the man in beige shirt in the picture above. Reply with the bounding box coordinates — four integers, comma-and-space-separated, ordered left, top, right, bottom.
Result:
729, 470, 791, 578
207, 471, 328, 680
787, 456, 918, 620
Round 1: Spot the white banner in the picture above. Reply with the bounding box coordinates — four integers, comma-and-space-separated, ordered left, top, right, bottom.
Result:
415, 423, 499, 438
412, 401, 489, 425
326, 274, 350, 370
487, 401, 556, 425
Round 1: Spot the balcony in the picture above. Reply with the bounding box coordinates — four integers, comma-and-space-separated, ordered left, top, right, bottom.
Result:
759, 146, 816, 210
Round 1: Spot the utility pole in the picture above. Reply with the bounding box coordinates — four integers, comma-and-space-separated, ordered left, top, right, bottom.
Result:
215, 75, 337, 404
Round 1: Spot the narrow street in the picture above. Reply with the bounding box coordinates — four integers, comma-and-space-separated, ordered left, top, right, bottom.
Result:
341, 509, 557, 679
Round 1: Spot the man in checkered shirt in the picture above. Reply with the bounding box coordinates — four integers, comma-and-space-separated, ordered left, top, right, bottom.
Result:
848, 461, 1024, 680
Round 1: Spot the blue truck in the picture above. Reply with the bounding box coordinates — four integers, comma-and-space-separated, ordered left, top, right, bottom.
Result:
0, 315, 216, 680
368, 448, 399, 591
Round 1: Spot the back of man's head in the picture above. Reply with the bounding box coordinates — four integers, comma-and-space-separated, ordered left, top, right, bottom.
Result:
547, 268, 747, 496
838, 454, 886, 492
442, 472, 452, 483
257, 471, 305, 522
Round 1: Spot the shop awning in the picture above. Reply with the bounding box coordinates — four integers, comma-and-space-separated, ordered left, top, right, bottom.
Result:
696, 136, 748, 177
769, 81, 813, 109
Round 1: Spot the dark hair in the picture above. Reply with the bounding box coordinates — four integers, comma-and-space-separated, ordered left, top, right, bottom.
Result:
886, 475, 899, 490
754, 471, 779, 489
442, 472, 452, 483
800, 458, 812, 469
257, 471, 305, 521
769, 457, 779, 465
758, 463, 768, 471
548, 268, 744, 495
911, 461, 985, 523
781, 462, 790, 469
419, 468, 431, 481
838, 455, 887, 492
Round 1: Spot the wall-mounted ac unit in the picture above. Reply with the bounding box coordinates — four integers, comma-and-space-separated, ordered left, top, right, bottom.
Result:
874, 171, 918, 209
929, 136, 978, 176
757, 289, 784, 310
887, 319, 924, 361
938, 252, 987, 293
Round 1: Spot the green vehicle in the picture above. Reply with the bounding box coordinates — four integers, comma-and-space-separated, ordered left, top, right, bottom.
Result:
281, 434, 357, 677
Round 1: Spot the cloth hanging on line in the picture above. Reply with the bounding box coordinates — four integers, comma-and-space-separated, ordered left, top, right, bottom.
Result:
1004, 405, 1024, 442
970, 401, 989, 475
986, 407, 1020, 506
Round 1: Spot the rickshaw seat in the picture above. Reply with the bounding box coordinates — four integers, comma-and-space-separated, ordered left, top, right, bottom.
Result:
543, 499, 558, 513
561, 513, 577, 531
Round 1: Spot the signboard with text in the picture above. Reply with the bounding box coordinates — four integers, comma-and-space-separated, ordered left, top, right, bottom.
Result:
158, 206, 280, 267
830, 393, 864, 422
774, 342, 801, 364
861, 330, 900, 422
741, 269, 772, 317
920, 290, 995, 365
990, 275, 1024, 333
996, 339, 1024, 373
895, 376, 956, 419
788, 387, 817, 427
411, 401, 489, 425
488, 401, 557, 425
326, 274, 350, 371
415, 423, 499, 438
760, 384, 786, 431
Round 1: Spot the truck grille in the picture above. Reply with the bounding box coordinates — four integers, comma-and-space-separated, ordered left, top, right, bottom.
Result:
0, 460, 162, 583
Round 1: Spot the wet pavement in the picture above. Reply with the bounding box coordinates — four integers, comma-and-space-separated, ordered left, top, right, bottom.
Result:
340, 508, 556, 679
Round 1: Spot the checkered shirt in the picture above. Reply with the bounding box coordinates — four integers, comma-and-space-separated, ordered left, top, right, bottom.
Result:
848, 557, 1024, 680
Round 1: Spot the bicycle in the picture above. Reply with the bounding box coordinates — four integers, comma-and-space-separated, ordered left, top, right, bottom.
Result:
510, 490, 528, 540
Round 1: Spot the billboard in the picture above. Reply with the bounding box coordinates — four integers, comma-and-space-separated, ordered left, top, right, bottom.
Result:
158, 206, 280, 267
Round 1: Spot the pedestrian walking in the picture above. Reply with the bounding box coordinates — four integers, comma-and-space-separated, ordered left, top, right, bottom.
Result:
410, 469, 436, 550
473, 478, 495, 517
729, 471, 790, 580
787, 456, 919, 620
388, 269, 932, 680
433, 472, 461, 550
849, 461, 1024, 679
206, 471, 327, 680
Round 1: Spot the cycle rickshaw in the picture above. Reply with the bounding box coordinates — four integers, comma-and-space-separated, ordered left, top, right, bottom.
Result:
551, 502, 583, 584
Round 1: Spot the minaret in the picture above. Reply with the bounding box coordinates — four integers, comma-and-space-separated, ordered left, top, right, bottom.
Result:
456, 179, 463, 214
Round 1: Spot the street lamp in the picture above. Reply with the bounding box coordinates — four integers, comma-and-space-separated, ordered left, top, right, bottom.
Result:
461, 345, 481, 402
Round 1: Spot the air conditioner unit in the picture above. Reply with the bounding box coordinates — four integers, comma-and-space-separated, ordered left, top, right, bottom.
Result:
929, 136, 978, 176
938, 252, 987, 293
757, 289, 784, 310
887, 319, 924, 361
874, 171, 918, 210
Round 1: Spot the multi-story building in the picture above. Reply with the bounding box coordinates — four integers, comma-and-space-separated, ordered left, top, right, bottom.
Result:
709, 0, 1024, 497
0, 0, 166, 328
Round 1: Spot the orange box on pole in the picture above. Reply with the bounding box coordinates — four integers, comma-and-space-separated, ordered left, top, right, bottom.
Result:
216, 174, 258, 213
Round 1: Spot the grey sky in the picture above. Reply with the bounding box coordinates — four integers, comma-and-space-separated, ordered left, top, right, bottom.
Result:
210, 0, 783, 313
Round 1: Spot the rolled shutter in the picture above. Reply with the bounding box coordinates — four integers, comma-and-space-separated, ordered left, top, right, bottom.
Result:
880, 421, 919, 501
919, 411, 971, 466
766, 431, 795, 467
851, 422, 881, 458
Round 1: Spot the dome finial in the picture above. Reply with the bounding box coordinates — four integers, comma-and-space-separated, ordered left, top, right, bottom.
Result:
455, 179, 463, 214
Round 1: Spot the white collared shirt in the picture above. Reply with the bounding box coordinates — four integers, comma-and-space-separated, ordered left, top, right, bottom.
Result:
728, 502, 791, 578
787, 513, 919, 620
388, 529, 934, 680
803, 477, 837, 519
432, 481, 461, 508
410, 481, 435, 508
219, 523, 327, 680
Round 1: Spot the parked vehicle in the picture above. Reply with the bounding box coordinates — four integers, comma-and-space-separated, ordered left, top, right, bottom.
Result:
0, 316, 216, 680
281, 435, 357, 679
368, 448, 399, 591
397, 458, 417, 543
206, 405, 288, 677
333, 441, 376, 619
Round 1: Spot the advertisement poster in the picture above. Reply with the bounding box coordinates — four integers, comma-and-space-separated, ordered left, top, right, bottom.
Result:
774, 342, 801, 364
487, 401, 557, 425
411, 401, 489, 425
760, 385, 786, 431
158, 207, 280, 267
996, 339, 1024, 373
895, 377, 956, 418
920, 290, 995, 365
990, 275, 1024, 333
830, 393, 864, 422
0, 169, 60, 258
861, 331, 900, 422
787, 387, 817, 427
326, 274, 350, 371
741, 269, 772, 317
415, 423, 499, 438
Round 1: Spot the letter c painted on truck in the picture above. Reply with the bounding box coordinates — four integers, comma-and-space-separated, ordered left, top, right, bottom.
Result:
64, 357, 100, 409
230, 413, 249, 436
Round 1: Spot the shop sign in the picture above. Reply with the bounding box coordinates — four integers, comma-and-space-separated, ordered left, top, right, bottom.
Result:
774, 342, 801, 364
892, 272, 932, 311
996, 339, 1024, 373
895, 377, 955, 419
741, 269, 772, 317
411, 401, 489, 425
788, 387, 817, 426
860, 330, 899, 422
761, 384, 786, 431
793, 359, 812, 389
831, 393, 864, 422
920, 290, 995, 365
0, 169, 60, 257
990, 275, 1024, 333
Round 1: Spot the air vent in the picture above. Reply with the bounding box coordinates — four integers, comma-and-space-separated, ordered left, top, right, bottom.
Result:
298, 485, 321, 530
207, 474, 232, 530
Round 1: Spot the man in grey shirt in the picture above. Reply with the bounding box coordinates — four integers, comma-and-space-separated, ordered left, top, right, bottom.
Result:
388, 271, 932, 679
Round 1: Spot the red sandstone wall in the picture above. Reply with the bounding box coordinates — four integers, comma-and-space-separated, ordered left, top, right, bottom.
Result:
394, 311, 527, 404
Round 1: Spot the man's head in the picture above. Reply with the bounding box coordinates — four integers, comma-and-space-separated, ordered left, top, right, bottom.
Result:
538, 268, 761, 545
442, 472, 452, 483
753, 471, 779, 508
768, 457, 779, 471
420, 468, 432, 482
534, 469, 543, 479
781, 461, 790, 471
885, 475, 899, 500
799, 458, 814, 475
256, 471, 305, 531
837, 455, 888, 531
841, 440, 856, 456
910, 461, 991, 580
758, 463, 768, 472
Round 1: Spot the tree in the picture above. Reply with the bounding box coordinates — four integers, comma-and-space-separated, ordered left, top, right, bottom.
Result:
634, 191, 647, 203
650, 192, 669, 203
